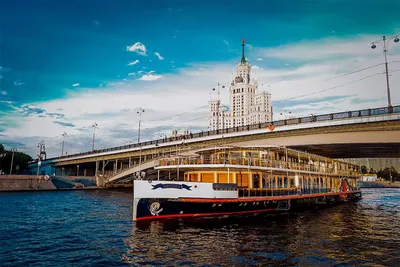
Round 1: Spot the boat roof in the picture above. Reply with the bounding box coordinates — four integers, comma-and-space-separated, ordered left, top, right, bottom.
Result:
194, 145, 281, 153
188, 145, 359, 166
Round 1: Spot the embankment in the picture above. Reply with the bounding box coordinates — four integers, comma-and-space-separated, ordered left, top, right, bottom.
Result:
0, 175, 57, 191
0, 175, 103, 192
359, 181, 400, 188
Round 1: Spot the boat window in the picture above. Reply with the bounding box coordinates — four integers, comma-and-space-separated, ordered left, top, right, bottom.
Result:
230, 152, 242, 159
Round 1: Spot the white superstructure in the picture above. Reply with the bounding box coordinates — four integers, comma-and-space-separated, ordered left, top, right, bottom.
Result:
209, 39, 273, 131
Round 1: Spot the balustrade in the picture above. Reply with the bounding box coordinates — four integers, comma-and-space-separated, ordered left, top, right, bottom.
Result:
157, 156, 359, 176
238, 187, 336, 197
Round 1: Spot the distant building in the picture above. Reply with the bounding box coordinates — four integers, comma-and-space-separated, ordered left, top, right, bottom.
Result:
208, 39, 272, 131
361, 174, 377, 182
170, 129, 191, 138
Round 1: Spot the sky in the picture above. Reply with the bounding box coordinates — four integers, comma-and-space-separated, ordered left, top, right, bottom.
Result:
0, 0, 399, 158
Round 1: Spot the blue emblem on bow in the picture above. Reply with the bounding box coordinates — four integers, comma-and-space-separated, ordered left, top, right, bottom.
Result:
151, 183, 192, 190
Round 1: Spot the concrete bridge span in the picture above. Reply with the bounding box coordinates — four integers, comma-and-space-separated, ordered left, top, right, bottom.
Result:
27, 107, 399, 178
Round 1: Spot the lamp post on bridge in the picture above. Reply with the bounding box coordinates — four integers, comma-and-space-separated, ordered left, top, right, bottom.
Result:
92, 123, 98, 151
37, 140, 45, 175
370, 34, 399, 111
211, 83, 226, 131
61, 132, 67, 156
137, 108, 145, 144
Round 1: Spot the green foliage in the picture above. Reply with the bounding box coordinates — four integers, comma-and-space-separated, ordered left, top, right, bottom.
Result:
360, 165, 368, 174
0, 144, 33, 174
376, 166, 399, 181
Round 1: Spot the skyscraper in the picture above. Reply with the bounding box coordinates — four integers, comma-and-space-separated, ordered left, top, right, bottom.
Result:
209, 39, 273, 131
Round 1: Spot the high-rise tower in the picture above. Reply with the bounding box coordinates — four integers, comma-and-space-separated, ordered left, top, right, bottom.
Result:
208, 39, 272, 131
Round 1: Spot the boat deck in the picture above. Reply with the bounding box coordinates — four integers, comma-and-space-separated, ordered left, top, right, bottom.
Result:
180, 190, 361, 203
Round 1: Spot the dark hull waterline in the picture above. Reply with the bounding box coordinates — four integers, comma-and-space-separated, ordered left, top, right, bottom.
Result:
135, 191, 362, 221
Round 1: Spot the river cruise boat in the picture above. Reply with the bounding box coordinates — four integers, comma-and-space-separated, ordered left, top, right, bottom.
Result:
133, 145, 362, 221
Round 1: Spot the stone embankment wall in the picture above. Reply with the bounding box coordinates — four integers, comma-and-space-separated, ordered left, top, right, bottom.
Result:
0, 175, 57, 191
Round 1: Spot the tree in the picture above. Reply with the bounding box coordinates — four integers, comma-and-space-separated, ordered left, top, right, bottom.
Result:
0, 144, 33, 174
377, 166, 398, 181
361, 165, 368, 174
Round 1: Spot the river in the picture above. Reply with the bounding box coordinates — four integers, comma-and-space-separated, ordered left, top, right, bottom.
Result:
0, 188, 399, 266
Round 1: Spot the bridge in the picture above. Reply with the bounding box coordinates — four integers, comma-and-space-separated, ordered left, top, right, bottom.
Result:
27, 105, 400, 184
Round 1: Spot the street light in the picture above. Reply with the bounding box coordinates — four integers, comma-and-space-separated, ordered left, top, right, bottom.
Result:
280, 109, 292, 119
370, 34, 399, 110
211, 83, 225, 131
137, 108, 145, 143
92, 122, 98, 151
37, 140, 45, 161
61, 132, 67, 156
9, 149, 17, 175
37, 160, 41, 176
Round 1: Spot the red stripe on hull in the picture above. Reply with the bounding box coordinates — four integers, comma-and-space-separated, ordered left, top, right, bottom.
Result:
180, 191, 361, 203
136, 208, 276, 221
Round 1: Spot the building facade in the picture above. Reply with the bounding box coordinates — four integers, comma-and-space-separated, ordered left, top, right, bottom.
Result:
209, 39, 272, 131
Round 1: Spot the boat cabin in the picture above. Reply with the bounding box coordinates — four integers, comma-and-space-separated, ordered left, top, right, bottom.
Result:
156, 145, 361, 197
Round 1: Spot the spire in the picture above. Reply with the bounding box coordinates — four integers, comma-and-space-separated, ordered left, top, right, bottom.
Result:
241, 38, 246, 63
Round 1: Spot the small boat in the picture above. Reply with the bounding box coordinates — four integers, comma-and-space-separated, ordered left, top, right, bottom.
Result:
133, 145, 362, 221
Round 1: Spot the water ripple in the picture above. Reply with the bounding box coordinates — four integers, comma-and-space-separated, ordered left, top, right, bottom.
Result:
0, 188, 399, 266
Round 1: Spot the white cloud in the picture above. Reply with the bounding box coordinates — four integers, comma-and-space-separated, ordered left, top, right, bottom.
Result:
128, 60, 139, 65
128, 72, 136, 76
251, 65, 261, 70
2, 33, 400, 157
256, 58, 263, 61
223, 40, 229, 47
1, 91, 7, 95
126, 42, 147, 56
154, 52, 164, 60
72, 83, 80, 87
245, 44, 253, 51
138, 74, 163, 81
257, 34, 399, 61
14, 81, 25, 86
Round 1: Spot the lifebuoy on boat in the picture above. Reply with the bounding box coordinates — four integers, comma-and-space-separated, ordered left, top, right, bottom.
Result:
44, 175, 50, 181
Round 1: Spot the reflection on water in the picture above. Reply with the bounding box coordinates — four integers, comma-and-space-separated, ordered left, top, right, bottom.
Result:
1, 188, 399, 266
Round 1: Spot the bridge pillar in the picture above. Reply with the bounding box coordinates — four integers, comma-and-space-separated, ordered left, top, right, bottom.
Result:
96, 175, 105, 187
95, 161, 99, 176
114, 160, 118, 174
128, 157, 131, 168
102, 160, 105, 175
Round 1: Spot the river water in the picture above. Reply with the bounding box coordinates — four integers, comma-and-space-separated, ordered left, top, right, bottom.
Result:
0, 188, 399, 266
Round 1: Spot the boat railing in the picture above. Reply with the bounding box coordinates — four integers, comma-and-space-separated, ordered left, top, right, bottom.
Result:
238, 187, 348, 198
157, 157, 360, 176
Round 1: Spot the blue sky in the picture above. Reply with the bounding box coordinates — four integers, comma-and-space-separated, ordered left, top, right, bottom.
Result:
0, 0, 399, 157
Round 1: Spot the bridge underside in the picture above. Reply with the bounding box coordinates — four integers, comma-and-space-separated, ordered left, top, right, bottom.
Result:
288, 143, 400, 159
231, 130, 400, 159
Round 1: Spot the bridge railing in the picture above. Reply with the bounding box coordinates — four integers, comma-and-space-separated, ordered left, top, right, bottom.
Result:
53, 105, 400, 160
103, 157, 162, 179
